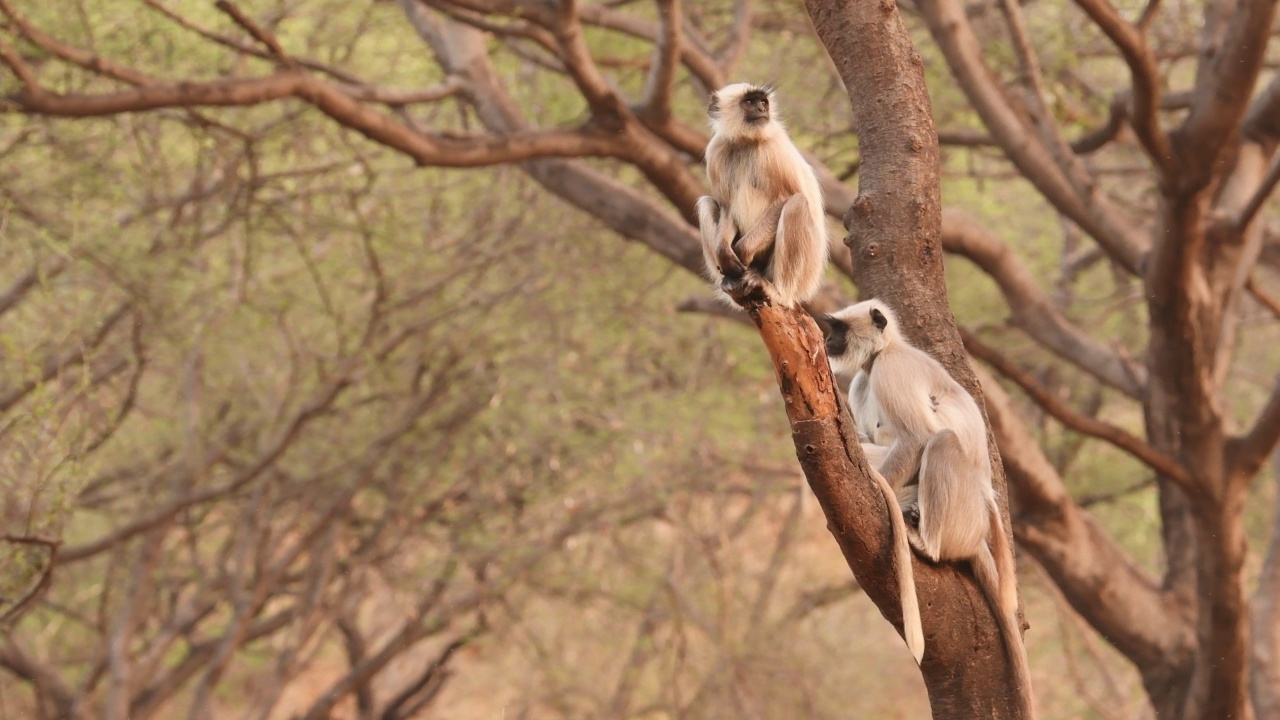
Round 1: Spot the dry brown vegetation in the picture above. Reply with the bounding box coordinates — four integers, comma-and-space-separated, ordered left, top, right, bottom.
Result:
1, 0, 1279, 718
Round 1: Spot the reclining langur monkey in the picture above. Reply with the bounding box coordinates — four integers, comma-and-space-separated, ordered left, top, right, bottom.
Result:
697, 83, 828, 307
822, 300, 1036, 718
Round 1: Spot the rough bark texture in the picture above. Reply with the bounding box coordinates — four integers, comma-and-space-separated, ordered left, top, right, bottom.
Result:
724, 1, 1028, 716
725, 288, 1027, 720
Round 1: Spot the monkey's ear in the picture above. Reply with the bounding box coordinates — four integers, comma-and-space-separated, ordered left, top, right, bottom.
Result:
708, 93, 719, 116
870, 307, 888, 331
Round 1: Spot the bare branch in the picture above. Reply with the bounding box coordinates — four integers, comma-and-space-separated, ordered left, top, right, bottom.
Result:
1235, 153, 1280, 232
918, 0, 1149, 273
942, 208, 1145, 397
976, 364, 1190, 671
0, 39, 36, 88
1176, 0, 1278, 183
1249, 277, 1280, 319
552, 0, 629, 124
0, 535, 59, 624
0, 639, 77, 717
964, 330, 1193, 492
213, 0, 295, 67
0, 303, 131, 413
0, 0, 152, 85
716, 0, 753, 76
1232, 377, 1280, 480
1071, 0, 1173, 171
640, 0, 681, 120
5, 73, 625, 167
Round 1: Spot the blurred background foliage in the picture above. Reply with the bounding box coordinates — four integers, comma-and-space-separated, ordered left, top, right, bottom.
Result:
0, 0, 1276, 718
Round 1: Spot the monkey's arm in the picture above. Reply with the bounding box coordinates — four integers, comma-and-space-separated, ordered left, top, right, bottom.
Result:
697, 197, 746, 278
872, 358, 940, 490
876, 436, 926, 491
732, 196, 791, 268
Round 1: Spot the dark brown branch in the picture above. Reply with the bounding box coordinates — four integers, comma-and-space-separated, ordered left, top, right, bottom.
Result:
214, 0, 295, 67
1235, 153, 1280, 231
0, 0, 152, 85
552, 0, 629, 125
938, 128, 998, 147
0, 39, 36, 88
5, 73, 624, 167
1249, 277, 1280, 319
942, 208, 1145, 396
963, 330, 1193, 492
0, 640, 77, 717
0, 535, 60, 624
639, 0, 680, 120
1175, 0, 1278, 185
1232, 377, 1280, 480
918, 0, 1148, 273
1070, 0, 1173, 172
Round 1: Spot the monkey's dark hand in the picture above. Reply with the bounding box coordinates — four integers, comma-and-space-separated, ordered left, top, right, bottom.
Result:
719, 268, 770, 306
716, 234, 748, 279
711, 222, 747, 279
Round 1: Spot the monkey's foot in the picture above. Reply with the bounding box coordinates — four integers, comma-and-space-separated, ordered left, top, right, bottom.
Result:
719, 269, 771, 307
902, 501, 921, 529
716, 244, 748, 279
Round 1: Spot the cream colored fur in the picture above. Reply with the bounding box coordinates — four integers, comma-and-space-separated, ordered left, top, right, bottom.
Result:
826, 299, 1036, 718
697, 83, 828, 307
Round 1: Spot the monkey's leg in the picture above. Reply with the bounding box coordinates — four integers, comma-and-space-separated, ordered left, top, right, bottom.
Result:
732, 197, 789, 269
697, 196, 746, 279
915, 430, 987, 562
876, 437, 926, 493
767, 193, 825, 307
897, 483, 936, 561
862, 441, 891, 468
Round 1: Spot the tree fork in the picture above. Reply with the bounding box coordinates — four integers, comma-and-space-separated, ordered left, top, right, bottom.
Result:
715, 0, 1035, 716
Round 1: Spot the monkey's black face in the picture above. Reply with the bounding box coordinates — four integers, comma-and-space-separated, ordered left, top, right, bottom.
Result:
819, 314, 849, 360
740, 90, 770, 124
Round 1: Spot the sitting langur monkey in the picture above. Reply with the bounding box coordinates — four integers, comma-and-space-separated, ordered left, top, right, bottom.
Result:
823, 300, 1035, 717
697, 83, 828, 307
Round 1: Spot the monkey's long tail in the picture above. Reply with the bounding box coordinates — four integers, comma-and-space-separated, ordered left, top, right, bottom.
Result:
973, 505, 1036, 719
870, 469, 924, 664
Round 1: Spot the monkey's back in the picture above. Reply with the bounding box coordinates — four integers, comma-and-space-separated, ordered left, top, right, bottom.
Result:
872, 345, 992, 480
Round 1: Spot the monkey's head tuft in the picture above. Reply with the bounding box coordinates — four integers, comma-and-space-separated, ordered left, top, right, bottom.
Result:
708, 83, 781, 141
821, 299, 900, 374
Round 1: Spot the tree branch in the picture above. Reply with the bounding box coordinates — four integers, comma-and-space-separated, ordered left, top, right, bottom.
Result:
975, 364, 1192, 673
1231, 377, 1280, 480
1175, 0, 1278, 186
963, 330, 1194, 492
214, 0, 295, 67
942, 208, 1146, 397
5, 74, 624, 167
918, 0, 1149, 273
639, 0, 681, 120
1070, 0, 1173, 171
1235, 152, 1280, 232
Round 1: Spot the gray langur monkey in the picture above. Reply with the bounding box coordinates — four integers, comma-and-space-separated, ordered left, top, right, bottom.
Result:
822, 299, 1036, 718
697, 83, 828, 308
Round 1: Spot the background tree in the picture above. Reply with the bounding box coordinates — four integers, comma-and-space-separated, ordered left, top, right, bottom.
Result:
1, 0, 1279, 718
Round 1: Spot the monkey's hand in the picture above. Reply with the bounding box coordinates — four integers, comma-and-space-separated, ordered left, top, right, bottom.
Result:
715, 220, 748, 279
719, 267, 770, 304
732, 197, 789, 269
697, 196, 748, 280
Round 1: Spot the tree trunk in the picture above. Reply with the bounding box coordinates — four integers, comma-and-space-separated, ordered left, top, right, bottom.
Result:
710, 1, 1033, 717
